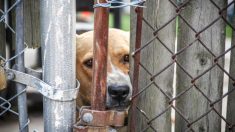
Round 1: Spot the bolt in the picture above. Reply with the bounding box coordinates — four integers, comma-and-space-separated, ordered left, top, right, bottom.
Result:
7, 72, 15, 80
82, 113, 93, 123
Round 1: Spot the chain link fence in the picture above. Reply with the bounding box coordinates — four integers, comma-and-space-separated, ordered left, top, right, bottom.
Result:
0, 0, 29, 131
2, 0, 235, 132
128, 0, 235, 131
0, 0, 77, 132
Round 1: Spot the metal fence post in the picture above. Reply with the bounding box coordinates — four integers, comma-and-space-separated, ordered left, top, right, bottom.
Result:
128, 6, 143, 132
40, 0, 76, 131
15, 0, 29, 131
91, 0, 109, 111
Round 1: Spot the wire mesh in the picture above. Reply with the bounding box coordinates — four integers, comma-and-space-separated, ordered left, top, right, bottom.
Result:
0, 0, 29, 131
1, 0, 235, 131
129, 0, 235, 131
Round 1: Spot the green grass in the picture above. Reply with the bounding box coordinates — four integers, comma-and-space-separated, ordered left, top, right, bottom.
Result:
226, 25, 232, 38
109, 14, 130, 31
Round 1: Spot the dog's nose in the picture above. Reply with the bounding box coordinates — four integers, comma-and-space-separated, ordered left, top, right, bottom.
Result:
108, 85, 130, 101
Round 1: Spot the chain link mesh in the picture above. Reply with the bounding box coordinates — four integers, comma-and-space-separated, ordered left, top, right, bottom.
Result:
130, 0, 235, 131
0, 0, 29, 131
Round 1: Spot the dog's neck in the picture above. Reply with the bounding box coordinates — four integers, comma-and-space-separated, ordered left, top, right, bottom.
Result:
77, 93, 90, 107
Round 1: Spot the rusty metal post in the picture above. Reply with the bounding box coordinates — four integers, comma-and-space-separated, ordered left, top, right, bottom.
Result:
91, 0, 109, 111
128, 7, 143, 132
74, 2, 128, 131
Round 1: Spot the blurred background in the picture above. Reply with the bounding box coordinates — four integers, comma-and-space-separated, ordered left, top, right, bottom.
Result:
75, 0, 130, 33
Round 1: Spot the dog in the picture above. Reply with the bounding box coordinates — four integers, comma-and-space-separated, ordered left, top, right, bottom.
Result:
76, 28, 132, 110
0, 61, 6, 91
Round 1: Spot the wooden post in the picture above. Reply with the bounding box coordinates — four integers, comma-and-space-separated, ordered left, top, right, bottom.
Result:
24, 0, 40, 48
9, 0, 40, 49
226, 6, 235, 132
176, 0, 226, 131
129, 0, 175, 131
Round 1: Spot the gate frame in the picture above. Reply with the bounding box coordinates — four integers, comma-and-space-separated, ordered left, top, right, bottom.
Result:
40, 0, 77, 131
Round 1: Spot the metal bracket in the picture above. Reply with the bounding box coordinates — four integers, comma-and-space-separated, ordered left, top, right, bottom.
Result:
74, 106, 127, 131
5, 68, 79, 101
73, 125, 124, 132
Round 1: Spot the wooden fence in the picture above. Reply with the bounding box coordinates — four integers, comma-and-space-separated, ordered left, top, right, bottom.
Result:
128, 0, 235, 131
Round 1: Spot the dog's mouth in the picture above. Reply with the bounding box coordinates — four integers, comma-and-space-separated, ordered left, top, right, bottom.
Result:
106, 100, 131, 110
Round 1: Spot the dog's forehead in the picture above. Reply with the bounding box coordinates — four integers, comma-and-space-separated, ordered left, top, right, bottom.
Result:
108, 29, 129, 47
76, 29, 129, 48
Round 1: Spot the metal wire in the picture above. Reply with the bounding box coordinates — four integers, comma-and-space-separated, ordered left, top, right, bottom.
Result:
129, 0, 235, 131
0, 0, 30, 131
94, 0, 145, 8
0, 43, 28, 68
1, 0, 235, 131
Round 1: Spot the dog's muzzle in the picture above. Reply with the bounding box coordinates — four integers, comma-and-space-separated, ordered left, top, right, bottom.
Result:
106, 66, 132, 109
108, 85, 130, 102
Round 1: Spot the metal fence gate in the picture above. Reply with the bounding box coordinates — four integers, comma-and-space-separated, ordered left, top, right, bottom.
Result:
128, 0, 235, 132
0, 0, 77, 132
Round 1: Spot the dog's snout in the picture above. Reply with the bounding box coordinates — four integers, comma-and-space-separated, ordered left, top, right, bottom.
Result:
108, 85, 130, 101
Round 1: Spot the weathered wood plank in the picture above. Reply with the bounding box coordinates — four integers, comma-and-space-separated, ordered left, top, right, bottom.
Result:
176, 0, 226, 131
8, 0, 40, 49
129, 0, 176, 131
24, 0, 40, 48
226, 7, 235, 132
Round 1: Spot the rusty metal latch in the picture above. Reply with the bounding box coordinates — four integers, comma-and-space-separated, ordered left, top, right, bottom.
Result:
5, 68, 79, 101
74, 106, 127, 131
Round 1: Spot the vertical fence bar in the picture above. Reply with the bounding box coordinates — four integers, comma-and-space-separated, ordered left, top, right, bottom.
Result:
128, 6, 143, 132
40, 0, 76, 131
129, 0, 175, 131
0, 0, 5, 58
91, 0, 109, 110
15, 0, 28, 132
0, 0, 6, 93
226, 8, 235, 131
176, 0, 226, 131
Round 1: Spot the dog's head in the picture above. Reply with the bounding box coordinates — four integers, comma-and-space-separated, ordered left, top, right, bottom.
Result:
76, 28, 132, 110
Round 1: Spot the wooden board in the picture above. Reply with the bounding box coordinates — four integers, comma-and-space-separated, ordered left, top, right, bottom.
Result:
129, 0, 176, 131
176, 0, 226, 131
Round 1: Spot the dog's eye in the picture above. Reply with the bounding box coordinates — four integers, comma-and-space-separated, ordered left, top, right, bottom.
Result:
84, 59, 93, 68
122, 54, 129, 63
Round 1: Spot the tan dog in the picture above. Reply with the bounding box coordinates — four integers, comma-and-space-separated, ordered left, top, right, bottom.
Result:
0, 61, 6, 91
76, 28, 132, 109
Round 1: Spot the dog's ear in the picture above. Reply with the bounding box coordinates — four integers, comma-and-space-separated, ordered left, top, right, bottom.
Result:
75, 32, 94, 52
76, 34, 83, 47
76, 34, 79, 38
76, 34, 80, 42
